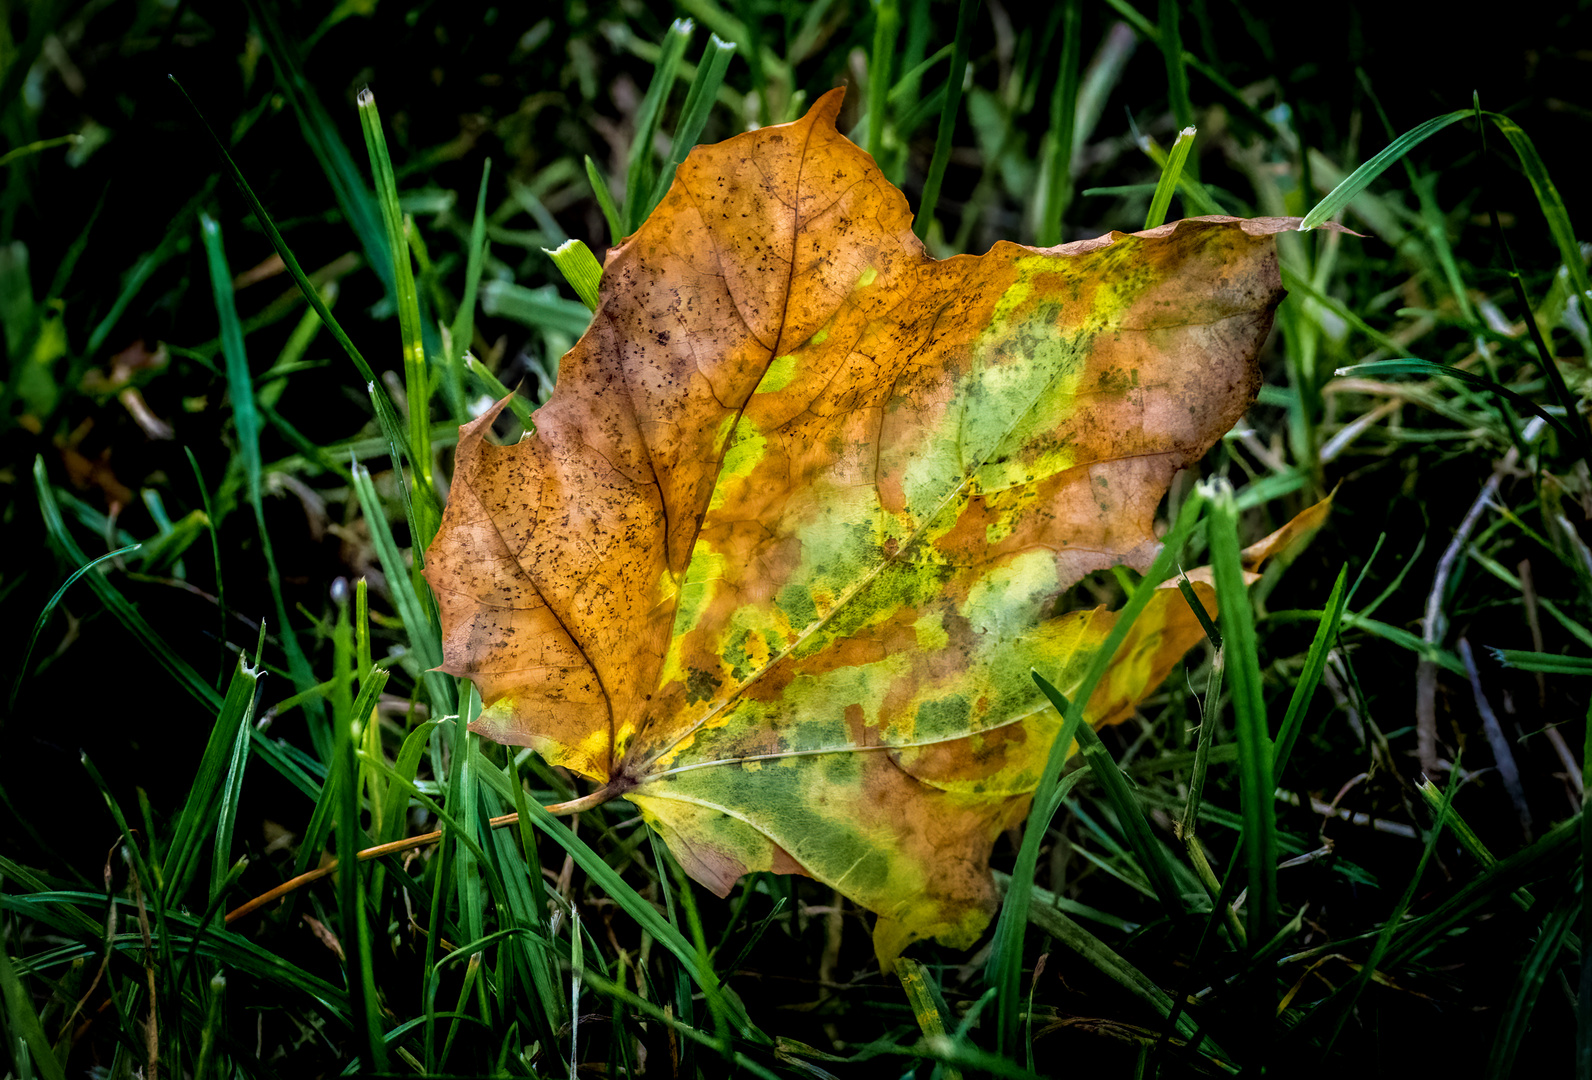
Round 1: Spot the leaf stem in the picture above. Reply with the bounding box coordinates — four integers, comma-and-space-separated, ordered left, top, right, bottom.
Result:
223, 789, 619, 924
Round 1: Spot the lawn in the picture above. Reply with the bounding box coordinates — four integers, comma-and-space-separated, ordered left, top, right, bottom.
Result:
2, 1, 1590, 1076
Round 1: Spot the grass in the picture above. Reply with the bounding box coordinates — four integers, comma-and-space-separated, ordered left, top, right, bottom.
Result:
2, 1, 1590, 1076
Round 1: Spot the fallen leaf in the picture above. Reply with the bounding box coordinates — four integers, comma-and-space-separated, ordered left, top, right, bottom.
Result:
425, 89, 1311, 965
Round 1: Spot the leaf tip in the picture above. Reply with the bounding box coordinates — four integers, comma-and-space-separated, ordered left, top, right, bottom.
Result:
810, 85, 847, 128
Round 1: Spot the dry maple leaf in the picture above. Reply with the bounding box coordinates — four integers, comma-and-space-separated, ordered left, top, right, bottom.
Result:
425, 89, 1312, 966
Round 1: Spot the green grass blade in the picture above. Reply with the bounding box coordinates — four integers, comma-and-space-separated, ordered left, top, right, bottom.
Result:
333, 657, 389, 1071
0, 943, 67, 1080
78, 751, 172, 971
1475, 102, 1592, 465
1345, 83, 1525, 462
246, 0, 394, 296
1157, 0, 1194, 132
355, 576, 374, 688
0, 242, 37, 391
364, 380, 426, 564
85, 181, 214, 358
644, 34, 736, 217
478, 280, 595, 339
509, 796, 765, 1043
349, 462, 453, 714
5, 887, 351, 1002
133, 507, 205, 578
161, 654, 260, 901
1336, 358, 1579, 450
659, 839, 735, 1050
544, 239, 604, 312
1176, 572, 1222, 649
448, 696, 486, 955
1098, 0, 1276, 139
1319, 763, 1462, 1051
333, 582, 356, 738
291, 673, 388, 882
1206, 479, 1276, 943
1468, 551, 1592, 652
572, 968, 779, 1079
194, 972, 227, 1080
896, 957, 963, 1079
914, 0, 980, 242
1074, 723, 1187, 921
1035, 0, 1080, 246
210, 678, 255, 904
12, 542, 139, 710
200, 210, 325, 750
990, 486, 1208, 1053
1137, 134, 1227, 216
466, 357, 538, 430
584, 156, 624, 246
1279, 264, 1405, 354
896, 81, 949, 145
377, 719, 438, 847
0, 132, 81, 168
865, 0, 900, 161
496, 758, 564, 1044
446, 158, 493, 417
260, 399, 349, 478
646, 829, 699, 1055
34, 457, 221, 711
1273, 567, 1348, 776
1417, 779, 1536, 911
887, 43, 954, 119
1177, 646, 1224, 853
1482, 111, 1592, 315
477, 862, 561, 1055
43, 173, 103, 307
1488, 887, 1577, 1078
349, 748, 497, 920
1306, 609, 1462, 673
1389, 811, 1579, 968
989, 676, 1086, 1055
357, 88, 435, 508
182, 859, 262, 1004
169, 77, 412, 459
1011, 875, 1209, 1049
625, 20, 693, 234
200, 213, 261, 507
1490, 649, 1592, 675
1299, 110, 1469, 229
1144, 126, 1195, 229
